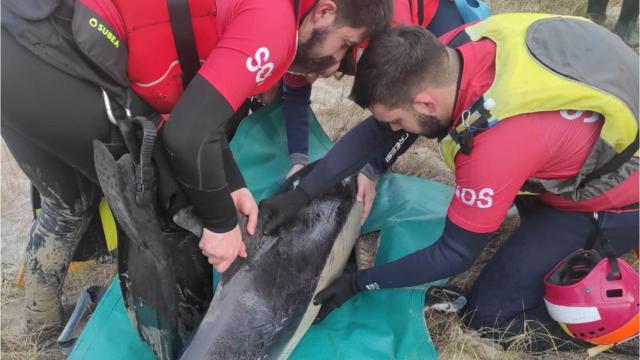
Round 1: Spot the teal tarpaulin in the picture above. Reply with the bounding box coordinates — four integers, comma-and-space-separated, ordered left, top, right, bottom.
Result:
70, 103, 452, 359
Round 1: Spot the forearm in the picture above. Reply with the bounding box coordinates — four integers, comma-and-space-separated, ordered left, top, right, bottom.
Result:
283, 83, 312, 165
299, 116, 399, 199
356, 218, 491, 290
367, 131, 418, 175
162, 75, 237, 232
222, 137, 246, 192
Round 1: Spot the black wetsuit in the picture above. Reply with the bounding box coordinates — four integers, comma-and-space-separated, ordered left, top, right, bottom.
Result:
1, 0, 246, 326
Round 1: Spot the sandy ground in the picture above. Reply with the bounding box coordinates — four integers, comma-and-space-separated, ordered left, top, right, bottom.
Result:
1, 0, 637, 358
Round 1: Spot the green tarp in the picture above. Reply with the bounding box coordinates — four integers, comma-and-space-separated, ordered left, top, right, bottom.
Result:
70, 103, 452, 359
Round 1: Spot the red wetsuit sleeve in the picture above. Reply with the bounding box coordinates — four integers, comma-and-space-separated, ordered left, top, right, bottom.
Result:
448, 110, 608, 232
447, 114, 551, 233
197, 0, 297, 111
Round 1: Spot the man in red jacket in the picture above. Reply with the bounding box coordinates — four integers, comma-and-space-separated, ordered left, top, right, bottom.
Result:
260, 21, 639, 351
281, 0, 489, 223
2, 0, 392, 332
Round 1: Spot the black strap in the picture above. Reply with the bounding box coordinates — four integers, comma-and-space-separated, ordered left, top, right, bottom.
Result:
166, 0, 200, 88
449, 96, 493, 154
417, 0, 425, 27
447, 29, 472, 47
581, 133, 639, 186
584, 214, 621, 280
294, 0, 301, 23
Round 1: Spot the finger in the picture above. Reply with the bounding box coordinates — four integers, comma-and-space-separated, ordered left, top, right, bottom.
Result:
215, 260, 232, 273
313, 288, 334, 305
356, 182, 364, 203
361, 192, 374, 224
313, 303, 337, 324
263, 217, 279, 236
208, 257, 222, 266
247, 206, 258, 236
285, 169, 295, 179
238, 242, 248, 258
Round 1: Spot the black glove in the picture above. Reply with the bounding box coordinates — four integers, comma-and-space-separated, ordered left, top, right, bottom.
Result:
313, 272, 360, 323
259, 187, 310, 235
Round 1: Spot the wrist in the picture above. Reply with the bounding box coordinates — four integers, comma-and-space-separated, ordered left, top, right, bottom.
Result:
360, 163, 382, 182
354, 268, 378, 291
182, 183, 238, 233
291, 187, 311, 207
351, 272, 364, 293
289, 153, 309, 166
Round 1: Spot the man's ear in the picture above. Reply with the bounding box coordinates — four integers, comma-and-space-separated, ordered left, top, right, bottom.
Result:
413, 90, 437, 115
312, 0, 337, 28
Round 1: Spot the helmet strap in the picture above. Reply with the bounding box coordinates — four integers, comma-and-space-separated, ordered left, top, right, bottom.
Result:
584, 212, 621, 280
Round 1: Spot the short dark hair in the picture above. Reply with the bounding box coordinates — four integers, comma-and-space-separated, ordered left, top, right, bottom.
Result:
334, 0, 393, 38
351, 26, 451, 109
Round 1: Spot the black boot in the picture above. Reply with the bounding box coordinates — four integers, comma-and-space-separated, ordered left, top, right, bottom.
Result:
587, 0, 609, 25
613, 0, 639, 47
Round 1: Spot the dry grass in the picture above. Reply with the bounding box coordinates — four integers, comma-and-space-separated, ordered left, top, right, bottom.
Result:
1, 0, 638, 358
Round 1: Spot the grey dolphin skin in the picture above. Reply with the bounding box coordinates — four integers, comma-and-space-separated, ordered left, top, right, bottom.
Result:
180, 166, 362, 360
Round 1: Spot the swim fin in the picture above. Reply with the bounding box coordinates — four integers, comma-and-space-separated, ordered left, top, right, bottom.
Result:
93, 139, 213, 360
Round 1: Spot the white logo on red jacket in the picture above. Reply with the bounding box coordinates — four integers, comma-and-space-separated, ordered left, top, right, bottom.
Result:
454, 185, 494, 209
560, 110, 601, 123
246, 47, 274, 85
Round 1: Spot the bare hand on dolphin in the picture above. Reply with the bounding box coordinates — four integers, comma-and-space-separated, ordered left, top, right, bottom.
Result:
199, 226, 247, 272
199, 187, 257, 272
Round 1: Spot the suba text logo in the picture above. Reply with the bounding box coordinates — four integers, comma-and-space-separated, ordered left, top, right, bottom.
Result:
246, 47, 274, 85
454, 186, 494, 208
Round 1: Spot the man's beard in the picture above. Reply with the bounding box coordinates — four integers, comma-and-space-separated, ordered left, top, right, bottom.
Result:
292, 26, 338, 74
415, 111, 448, 138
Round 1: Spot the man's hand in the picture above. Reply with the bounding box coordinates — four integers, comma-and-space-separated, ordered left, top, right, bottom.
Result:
199, 225, 247, 272
230, 187, 258, 235
286, 164, 306, 179
356, 172, 377, 224
313, 272, 359, 323
259, 187, 310, 235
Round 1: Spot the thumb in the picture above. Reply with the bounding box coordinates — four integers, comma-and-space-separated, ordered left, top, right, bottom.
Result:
313, 303, 336, 324
247, 207, 258, 236
313, 286, 334, 306
356, 183, 364, 203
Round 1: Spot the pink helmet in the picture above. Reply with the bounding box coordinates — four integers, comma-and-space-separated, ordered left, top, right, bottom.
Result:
544, 249, 639, 345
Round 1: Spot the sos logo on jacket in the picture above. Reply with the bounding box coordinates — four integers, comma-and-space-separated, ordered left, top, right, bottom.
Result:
246, 47, 274, 85
454, 185, 494, 209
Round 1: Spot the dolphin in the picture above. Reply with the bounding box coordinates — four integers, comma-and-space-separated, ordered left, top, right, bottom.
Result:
180, 166, 362, 359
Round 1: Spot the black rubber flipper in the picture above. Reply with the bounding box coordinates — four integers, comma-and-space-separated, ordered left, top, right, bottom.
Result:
93, 140, 212, 360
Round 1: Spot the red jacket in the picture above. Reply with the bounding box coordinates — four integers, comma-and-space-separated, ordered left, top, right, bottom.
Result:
78, 0, 315, 113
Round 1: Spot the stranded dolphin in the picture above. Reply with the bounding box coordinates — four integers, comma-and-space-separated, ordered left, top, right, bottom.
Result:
180, 165, 362, 359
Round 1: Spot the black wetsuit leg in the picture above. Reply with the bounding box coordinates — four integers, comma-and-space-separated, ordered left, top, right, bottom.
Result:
587, 0, 609, 24
1, 29, 151, 183
1, 28, 150, 328
465, 204, 639, 351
